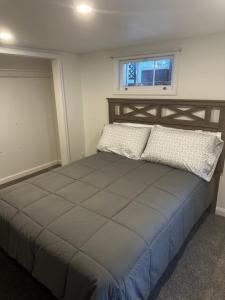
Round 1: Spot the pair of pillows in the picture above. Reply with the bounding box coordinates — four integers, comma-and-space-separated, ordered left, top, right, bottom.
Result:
97, 123, 224, 182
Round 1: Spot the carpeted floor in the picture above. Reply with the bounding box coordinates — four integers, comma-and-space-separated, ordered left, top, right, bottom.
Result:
0, 214, 224, 300
151, 214, 225, 300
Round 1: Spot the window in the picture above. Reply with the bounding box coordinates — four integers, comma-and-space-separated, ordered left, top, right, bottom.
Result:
113, 53, 178, 95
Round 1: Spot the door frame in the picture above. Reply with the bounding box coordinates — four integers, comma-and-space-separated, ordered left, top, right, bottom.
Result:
0, 46, 71, 165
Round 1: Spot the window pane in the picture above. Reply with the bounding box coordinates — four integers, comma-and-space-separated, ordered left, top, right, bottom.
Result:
127, 62, 136, 86
122, 56, 173, 88
138, 61, 154, 86
154, 59, 172, 86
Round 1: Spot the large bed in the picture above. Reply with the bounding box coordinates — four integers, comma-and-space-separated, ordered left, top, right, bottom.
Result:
0, 99, 225, 300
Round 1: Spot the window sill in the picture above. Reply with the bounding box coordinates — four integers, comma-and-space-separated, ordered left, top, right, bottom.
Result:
113, 87, 177, 96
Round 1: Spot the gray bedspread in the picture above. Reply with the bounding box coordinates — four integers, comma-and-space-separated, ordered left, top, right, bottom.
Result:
0, 152, 215, 300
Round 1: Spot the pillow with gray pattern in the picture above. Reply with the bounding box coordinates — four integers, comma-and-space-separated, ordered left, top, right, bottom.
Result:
97, 124, 151, 160
141, 125, 224, 181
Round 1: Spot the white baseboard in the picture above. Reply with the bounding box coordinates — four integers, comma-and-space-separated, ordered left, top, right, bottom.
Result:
216, 207, 225, 218
0, 160, 61, 185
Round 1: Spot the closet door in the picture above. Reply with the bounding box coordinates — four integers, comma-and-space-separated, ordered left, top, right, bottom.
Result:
0, 69, 60, 184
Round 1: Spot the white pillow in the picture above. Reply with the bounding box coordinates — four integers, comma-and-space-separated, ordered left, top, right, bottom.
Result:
195, 130, 222, 139
114, 123, 222, 138
141, 126, 224, 181
97, 124, 151, 160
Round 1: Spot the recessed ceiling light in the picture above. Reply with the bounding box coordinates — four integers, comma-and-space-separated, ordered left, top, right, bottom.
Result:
0, 31, 13, 41
76, 4, 92, 14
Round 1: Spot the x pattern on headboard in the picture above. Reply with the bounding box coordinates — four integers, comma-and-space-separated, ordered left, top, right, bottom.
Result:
107, 98, 225, 173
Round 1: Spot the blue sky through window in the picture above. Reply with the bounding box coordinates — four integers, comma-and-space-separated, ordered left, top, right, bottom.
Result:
122, 57, 172, 87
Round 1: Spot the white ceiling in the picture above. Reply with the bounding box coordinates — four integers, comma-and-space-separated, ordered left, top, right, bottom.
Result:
0, 0, 225, 54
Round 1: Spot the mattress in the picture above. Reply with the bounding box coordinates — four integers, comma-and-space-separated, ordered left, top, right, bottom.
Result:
0, 152, 215, 300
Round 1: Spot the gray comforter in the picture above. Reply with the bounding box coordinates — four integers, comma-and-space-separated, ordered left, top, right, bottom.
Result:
0, 152, 215, 300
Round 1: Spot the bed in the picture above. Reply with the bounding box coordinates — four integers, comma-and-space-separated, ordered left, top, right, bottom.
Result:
0, 99, 225, 300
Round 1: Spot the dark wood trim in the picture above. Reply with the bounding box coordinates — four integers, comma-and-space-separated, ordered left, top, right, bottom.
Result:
107, 98, 225, 214
108, 98, 225, 105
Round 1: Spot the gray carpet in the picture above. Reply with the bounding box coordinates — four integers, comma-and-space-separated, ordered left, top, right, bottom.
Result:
0, 214, 224, 300
151, 214, 225, 300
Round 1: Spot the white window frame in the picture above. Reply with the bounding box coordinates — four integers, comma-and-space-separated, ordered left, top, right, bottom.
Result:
113, 52, 179, 96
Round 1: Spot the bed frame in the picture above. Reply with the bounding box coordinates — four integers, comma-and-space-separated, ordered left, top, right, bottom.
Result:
107, 98, 225, 213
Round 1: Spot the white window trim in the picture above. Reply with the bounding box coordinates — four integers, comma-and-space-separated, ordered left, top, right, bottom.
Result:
112, 52, 179, 96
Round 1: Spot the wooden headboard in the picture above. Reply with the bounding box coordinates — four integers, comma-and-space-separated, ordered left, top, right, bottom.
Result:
107, 98, 225, 174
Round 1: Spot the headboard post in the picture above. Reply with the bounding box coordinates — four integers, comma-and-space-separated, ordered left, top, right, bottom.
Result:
108, 102, 115, 123
217, 106, 225, 172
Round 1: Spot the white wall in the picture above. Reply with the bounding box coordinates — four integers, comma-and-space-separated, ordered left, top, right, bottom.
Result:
80, 32, 225, 211
0, 55, 60, 183
0, 55, 52, 72
60, 53, 85, 162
